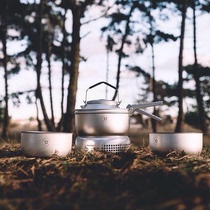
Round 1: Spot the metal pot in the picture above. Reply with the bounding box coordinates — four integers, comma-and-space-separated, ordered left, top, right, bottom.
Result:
75, 81, 163, 136
21, 131, 73, 157
149, 132, 203, 155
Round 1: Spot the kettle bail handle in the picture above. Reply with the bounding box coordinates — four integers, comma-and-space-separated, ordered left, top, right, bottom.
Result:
84, 81, 121, 105
89, 81, 116, 90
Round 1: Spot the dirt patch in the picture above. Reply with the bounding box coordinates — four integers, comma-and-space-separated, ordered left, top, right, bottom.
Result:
0, 143, 210, 210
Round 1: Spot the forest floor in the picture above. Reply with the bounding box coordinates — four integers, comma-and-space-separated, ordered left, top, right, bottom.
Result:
0, 123, 210, 210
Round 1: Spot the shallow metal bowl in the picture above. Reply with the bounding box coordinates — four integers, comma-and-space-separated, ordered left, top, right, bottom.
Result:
21, 131, 73, 157
149, 132, 203, 155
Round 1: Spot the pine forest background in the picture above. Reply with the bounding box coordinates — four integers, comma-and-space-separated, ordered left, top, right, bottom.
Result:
1, 0, 210, 139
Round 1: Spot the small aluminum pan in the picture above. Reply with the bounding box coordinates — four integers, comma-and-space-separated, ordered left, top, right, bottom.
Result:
149, 132, 203, 155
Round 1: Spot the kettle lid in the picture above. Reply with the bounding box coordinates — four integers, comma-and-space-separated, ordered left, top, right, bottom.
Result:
87, 99, 117, 106
82, 99, 120, 109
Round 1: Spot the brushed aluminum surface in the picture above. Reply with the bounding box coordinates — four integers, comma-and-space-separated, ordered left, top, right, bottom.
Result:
75, 112, 130, 136
21, 131, 73, 157
75, 135, 131, 153
149, 132, 203, 155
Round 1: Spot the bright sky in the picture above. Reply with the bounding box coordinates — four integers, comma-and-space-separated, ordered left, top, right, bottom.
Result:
1, 6, 210, 121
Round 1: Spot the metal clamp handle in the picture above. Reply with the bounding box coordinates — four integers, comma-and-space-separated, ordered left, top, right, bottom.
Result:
84, 81, 121, 105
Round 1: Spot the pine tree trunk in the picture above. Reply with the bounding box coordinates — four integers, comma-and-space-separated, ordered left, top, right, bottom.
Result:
63, 6, 82, 132
57, 11, 67, 131
46, 19, 55, 126
112, 5, 135, 101
192, 1, 207, 134
1, 2, 9, 139
35, 98, 42, 131
175, 1, 188, 132
36, 0, 55, 131
151, 43, 157, 132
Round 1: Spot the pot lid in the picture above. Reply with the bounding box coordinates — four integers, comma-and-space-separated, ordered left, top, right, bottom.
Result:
81, 99, 121, 110
87, 99, 117, 106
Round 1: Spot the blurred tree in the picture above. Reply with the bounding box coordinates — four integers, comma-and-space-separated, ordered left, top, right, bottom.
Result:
174, 0, 189, 132
0, 101, 4, 123
180, 0, 210, 134
0, 0, 209, 135
141, 1, 177, 132
201, 0, 210, 12
35, 0, 55, 131
184, 64, 210, 132
15, 0, 104, 132
0, 1, 9, 139
185, 111, 200, 128
191, 0, 207, 134
20, 0, 68, 131
10, 1, 53, 131
55, 7, 69, 131
101, 0, 139, 101
59, 0, 95, 132
0, 0, 26, 139
101, 1, 177, 127
42, 0, 68, 129
45, 14, 55, 127
105, 35, 115, 98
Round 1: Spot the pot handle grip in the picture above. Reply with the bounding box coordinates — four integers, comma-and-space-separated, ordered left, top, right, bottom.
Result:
84, 81, 120, 105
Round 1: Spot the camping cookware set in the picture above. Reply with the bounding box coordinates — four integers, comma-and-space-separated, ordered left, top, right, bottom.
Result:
21, 81, 203, 157
74, 81, 162, 153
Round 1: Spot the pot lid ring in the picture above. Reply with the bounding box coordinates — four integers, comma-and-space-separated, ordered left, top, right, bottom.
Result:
87, 99, 117, 106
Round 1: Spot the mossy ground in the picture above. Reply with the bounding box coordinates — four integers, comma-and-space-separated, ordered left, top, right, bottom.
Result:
0, 124, 210, 210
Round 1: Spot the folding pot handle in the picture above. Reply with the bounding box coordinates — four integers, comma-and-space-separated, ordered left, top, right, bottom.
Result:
127, 101, 163, 121
134, 109, 162, 121
84, 81, 120, 105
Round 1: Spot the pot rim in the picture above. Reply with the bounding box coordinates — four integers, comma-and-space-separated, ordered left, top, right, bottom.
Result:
86, 99, 118, 105
149, 132, 203, 134
21, 131, 73, 135
75, 109, 129, 114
